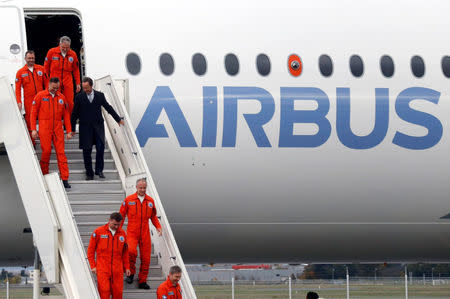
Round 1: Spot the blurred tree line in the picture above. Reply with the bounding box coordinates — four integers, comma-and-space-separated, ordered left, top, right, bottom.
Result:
300, 264, 450, 279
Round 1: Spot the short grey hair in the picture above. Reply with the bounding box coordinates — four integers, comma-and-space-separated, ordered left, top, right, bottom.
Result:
169, 265, 182, 274
59, 36, 71, 44
136, 177, 147, 185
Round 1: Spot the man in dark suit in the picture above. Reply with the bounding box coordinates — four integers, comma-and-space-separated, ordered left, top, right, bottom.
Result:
70, 77, 124, 180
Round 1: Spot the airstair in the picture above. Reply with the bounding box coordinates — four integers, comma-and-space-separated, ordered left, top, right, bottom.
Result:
0, 75, 196, 299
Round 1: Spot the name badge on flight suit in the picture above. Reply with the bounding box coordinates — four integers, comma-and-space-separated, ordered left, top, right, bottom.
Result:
128, 202, 136, 205
100, 235, 108, 239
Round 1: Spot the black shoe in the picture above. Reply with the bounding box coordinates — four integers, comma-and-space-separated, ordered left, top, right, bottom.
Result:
96, 172, 105, 178
85, 175, 94, 181
62, 180, 71, 188
125, 274, 134, 284
138, 282, 150, 290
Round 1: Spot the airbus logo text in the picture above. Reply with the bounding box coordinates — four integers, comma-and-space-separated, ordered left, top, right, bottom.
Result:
136, 86, 442, 150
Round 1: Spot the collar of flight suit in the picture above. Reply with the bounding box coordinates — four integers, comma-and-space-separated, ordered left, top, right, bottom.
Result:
131, 192, 151, 203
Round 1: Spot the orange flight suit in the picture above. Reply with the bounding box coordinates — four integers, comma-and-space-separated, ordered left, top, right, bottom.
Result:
119, 193, 161, 283
15, 64, 48, 145
30, 90, 71, 180
157, 276, 182, 299
44, 47, 80, 115
87, 224, 130, 299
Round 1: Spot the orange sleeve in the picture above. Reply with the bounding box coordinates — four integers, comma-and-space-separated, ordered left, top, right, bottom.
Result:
30, 94, 41, 131
63, 97, 72, 133
87, 230, 98, 269
122, 235, 130, 271
119, 199, 128, 230
156, 284, 168, 299
43, 69, 49, 89
44, 49, 52, 78
15, 70, 22, 104
73, 54, 81, 86
151, 202, 162, 230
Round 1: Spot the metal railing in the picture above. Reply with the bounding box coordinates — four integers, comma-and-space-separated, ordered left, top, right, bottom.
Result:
0, 76, 99, 298
95, 75, 197, 298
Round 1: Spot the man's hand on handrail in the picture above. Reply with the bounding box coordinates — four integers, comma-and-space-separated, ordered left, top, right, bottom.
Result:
118, 118, 125, 126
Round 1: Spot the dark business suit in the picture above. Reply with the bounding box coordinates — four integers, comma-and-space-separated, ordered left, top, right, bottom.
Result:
71, 90, 122, 176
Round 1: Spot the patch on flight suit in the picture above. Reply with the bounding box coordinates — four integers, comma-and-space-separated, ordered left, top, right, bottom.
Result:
69, 57, 74, 63
162, 296, 167, 299
119, 236, 125, 242
100, 235, 108, 239
43, 98, 49, 102
128, 202, 136, 205
37, 71, 43, 76
45, 57, 48, 61
52, 57, 59, 60
58, 99, 64, 105
93, 233, 96, 237
168, 291, 174, 295
123, 202, 126, 206
21, 73, 28, 77
15, 78, 19, 82
148, 203, 153, 208
32, 101, 35, 105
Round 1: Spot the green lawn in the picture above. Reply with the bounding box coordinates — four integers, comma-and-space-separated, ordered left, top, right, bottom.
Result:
194, 283, 450, 299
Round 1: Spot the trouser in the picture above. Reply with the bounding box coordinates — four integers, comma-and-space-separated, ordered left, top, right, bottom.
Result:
24, 113, 35, 147
97, 270, 124, 299
61, 81, 74, 116
127, 234, 151, 283
82, 132, 105, 176
39, 130, 69, 180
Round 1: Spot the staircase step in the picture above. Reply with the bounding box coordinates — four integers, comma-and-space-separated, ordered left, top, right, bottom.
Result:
35, 139, 109, 150
69, 169, 120, 180
49, 159, 116, 170
68, 180, 122, 192
74, 210, 118, 222
36, 149, 113, 160
70, 200, 123, 212
124, 292, 156, 299
124, 276, 165, 289
67, 189, 125, 201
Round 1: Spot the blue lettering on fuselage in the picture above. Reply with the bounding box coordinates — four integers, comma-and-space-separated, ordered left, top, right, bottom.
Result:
135, 86, 443, 150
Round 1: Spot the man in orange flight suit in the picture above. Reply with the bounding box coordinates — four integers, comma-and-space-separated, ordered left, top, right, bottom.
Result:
157, 266, 183, 299
15, 50, 48, 146
30, 77, 73, 188
87, 212, 131, 299
44, 35, 81, 115
119, 178, 162, 289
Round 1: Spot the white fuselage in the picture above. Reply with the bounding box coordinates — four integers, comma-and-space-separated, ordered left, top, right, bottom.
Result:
0, 0, 449, 264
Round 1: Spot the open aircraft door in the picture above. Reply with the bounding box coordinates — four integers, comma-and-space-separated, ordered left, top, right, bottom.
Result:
0, 5, 26, 82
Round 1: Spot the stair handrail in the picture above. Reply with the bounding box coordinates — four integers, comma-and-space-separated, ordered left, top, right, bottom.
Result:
95, 75, 197, 298
0, 76, 99, 298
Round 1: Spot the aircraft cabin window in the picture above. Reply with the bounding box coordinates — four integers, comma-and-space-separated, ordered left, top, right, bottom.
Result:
380, 55, 395, 78
319, 54, 333, 77
411, 55, 425, 78
160, 53, 175, 76
192, 53, 207, 76
442, 56, 450, 78
225, 53, 239, 76
350, 55, 364, 77
126, 53, 141, 75
256, 53, 271, 76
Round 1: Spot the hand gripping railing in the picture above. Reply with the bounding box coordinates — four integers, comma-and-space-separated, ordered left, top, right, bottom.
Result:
95, 76, 197, 298
0, 76, 99, 298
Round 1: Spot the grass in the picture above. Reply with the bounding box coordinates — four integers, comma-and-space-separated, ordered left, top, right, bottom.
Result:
194, 283, 450, 299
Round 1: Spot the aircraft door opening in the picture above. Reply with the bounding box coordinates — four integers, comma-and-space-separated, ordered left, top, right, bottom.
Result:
24, 11, 85, 79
